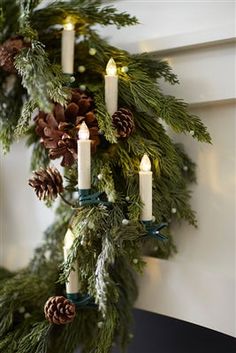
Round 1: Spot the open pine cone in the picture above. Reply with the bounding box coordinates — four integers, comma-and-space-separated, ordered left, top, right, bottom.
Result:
112, 108, 135, 138
28, 167, 63, 201
0, 36, 28, 73
35, 89, 100, 167
44, 296, 76, 325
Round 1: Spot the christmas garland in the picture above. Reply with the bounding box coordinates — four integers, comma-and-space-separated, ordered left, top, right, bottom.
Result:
0, 1, 211, 353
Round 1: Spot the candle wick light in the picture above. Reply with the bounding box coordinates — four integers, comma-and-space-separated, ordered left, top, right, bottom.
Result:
106, 57, 117, 76
79, 122, 90, 140
64, 22, 75, 31
140, 154, 151, 172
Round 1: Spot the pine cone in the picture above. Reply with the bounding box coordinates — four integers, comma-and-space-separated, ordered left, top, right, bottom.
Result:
0, 36, 28, 73
44, 296, 76, 325
35, 89, 100, 167
112, 108, 135, 138
28, 167, 63, 201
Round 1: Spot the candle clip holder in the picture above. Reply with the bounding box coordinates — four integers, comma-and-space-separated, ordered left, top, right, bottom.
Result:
78, 189, 112, 207
142, 221, 168, 241
67, 292, 97, 308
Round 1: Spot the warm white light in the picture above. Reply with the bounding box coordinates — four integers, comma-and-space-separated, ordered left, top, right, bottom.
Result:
64, 229, 75, 249
106, 58, 117, 76
140, 154, 151, 172
79, 121, 90, 140
64, 22, 74, 31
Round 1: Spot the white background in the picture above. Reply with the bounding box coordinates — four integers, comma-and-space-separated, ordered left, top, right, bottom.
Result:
0, 0, 235, 337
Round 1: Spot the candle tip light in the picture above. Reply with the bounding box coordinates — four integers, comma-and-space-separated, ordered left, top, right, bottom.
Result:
106, 57, 117, 76
63, 22, 75, 30
79, 121, 90, 140
140, 154, 151, 172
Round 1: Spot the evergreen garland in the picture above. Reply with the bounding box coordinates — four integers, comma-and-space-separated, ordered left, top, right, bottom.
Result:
0, 1, 211, 352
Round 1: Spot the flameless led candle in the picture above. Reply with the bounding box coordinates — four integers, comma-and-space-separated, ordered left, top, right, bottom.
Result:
77, 122, 91, 190
139, 154, 152, 221
105, 58, 118, 116
61, 22, 75, 74
64, 229, 79, 294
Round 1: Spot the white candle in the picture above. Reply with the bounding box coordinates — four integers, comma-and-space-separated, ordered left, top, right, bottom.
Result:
61, 22, 75, 74
139, 154, 153, 221
77, 122, 91, 190
105, 58, 118, 116
63, 228, 79, 294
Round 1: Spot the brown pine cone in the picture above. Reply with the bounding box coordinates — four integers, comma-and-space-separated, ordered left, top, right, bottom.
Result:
112, 108, 135, 138
35, 89, 100, 167
28, 167, 63, 201
44, 296, 76, 325
0, 36, 28, 73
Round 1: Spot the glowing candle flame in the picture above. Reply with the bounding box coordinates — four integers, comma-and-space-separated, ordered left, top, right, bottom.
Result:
79, 121, 90, 140
140, 154, 151, 172
64, 22, 74, 31
106, 58, 117, 76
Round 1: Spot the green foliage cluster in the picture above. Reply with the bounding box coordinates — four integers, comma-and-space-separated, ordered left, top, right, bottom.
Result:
0, 0, 211, 352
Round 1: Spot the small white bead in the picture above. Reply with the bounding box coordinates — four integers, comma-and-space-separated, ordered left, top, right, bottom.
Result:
125, 196, 130, 201
89, 48, 97, 56
79, 84, 86, 91
78, 65, 86, 73
24, 313, 31, 319
81, 240, 85, 246
97, 173, 103, 180
88, 222, 94, 230
121, 66, 129, 73
2, 103, 7, 109
152, 215, 156, 222
190, 130, 195, 136
133, 258, 138, 264
183, 165, 188, 171
129, 333, 134, 339
70, 76, 75, 83
18, 306, 25, 314
122, 219, 129, 225
97, 321, 103, 328
171, 207, 177, 214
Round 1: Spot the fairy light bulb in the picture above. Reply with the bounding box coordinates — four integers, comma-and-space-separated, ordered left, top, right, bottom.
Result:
140, 154, 151, 172
106, 58, 117, 76
79, 122, 90, 140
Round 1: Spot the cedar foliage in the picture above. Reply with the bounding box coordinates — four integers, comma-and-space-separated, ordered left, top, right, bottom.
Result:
0, 1, 211, 352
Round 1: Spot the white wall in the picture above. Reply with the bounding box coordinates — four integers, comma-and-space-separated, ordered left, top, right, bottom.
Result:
0, 0, 235, 337
100, 0, 235, 337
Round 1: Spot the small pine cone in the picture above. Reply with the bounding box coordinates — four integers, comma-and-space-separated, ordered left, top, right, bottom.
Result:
34, 88, 100, 166
44, 296, 76, 325
0, 36, 28, 73
112, 108, 135, 138
28, 167, 63, 201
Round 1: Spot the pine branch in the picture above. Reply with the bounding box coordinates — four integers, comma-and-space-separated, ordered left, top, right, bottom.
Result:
94, 91, 117, 144
14, 99, 37, 138
94, 234, 115, 316
15, 40, 69, 113
132, 52, 179, 85
158, 95, 212, 142
32, 0, 138, 32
